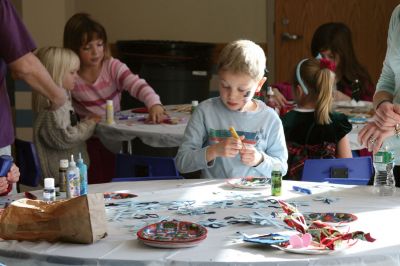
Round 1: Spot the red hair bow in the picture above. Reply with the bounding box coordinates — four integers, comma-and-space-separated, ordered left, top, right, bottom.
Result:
319, 58, 336, 72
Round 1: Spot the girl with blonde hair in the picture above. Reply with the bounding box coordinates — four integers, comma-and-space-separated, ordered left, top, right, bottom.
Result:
33, 47, 99, 185
282, 58, 352, 180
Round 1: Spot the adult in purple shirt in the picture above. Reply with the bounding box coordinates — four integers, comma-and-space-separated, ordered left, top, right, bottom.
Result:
0, 0, 66, 195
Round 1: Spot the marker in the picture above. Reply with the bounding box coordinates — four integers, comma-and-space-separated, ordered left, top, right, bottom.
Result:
292, 185, 312, 195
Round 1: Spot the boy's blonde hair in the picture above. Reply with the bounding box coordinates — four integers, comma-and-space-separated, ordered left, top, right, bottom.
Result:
32, 47, 80, 113
295, 58, 335, 125
217, 40, 266, 81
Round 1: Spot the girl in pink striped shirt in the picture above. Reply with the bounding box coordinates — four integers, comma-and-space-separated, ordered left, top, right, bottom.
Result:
63, 13, 166, 183
63, 13, 165, 123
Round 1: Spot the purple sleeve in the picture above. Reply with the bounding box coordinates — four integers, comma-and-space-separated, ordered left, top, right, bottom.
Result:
0, 0, 36, 64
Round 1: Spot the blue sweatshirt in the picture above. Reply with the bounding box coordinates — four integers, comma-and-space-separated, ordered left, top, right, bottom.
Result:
176, 97, 288, 179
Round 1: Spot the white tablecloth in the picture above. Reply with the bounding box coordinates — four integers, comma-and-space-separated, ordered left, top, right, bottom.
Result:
97, 105, 369, 152
0, 179, 399, 266
96, 106, 189, 152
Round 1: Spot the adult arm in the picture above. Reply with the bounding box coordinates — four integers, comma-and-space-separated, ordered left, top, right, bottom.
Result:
9, 52, 66, 110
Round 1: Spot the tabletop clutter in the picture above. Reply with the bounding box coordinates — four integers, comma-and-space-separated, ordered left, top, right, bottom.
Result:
0, 171, 379, 256
0, 102, 384, 255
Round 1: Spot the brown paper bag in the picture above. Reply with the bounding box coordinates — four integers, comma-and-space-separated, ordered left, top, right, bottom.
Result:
0, 193, 107, 244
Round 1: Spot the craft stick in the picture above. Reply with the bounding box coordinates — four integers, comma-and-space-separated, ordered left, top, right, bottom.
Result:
229, 126, 240, 139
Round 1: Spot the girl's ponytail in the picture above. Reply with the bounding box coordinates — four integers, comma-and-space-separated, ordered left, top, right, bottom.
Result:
296, 58, 336, 125
314, 67, 334, 124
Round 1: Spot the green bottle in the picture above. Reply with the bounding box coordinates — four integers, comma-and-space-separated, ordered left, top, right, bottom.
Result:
271, 164, 282, 196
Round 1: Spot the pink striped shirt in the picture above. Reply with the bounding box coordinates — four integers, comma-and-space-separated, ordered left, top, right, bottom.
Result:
71, 57, 161, 118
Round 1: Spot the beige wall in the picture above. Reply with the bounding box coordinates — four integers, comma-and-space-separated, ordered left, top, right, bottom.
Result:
19, 0, 69, 47
18, 0, 267, 46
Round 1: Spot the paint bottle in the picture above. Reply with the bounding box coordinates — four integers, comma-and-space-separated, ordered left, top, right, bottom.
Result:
266, 86, 279, 114
43, 177, 56, 202
66, 155, 80, 198
106, 100, 114, 124
77, 153, 88, 195
351, 79, 361, 102
58, 159, 69, 193
191, 100, 198, 114
271, 163, 282, 196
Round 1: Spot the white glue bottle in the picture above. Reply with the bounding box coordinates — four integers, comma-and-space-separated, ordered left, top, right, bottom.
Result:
77, 153, 88, 195
66, 155, 80, 198
106, 100, 114, 124
43, 177, 56, 202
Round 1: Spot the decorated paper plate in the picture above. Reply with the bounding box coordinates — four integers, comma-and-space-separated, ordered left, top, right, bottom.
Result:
137, 220, 207, 248
103, 192, 137, 201
226, 176, 271, 189
304, 212, 357, 225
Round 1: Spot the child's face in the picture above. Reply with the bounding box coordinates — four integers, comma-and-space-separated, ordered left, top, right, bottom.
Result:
63, 67, 79, 91
218, 70, 263, 111
78, 36, 105, 68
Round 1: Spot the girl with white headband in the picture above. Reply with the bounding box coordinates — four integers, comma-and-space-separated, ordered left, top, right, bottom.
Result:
281, 58, 352, 180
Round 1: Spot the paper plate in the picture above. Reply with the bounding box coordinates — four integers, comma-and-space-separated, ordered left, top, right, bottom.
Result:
335, 100, 372, 108
271, 240, 353, 255
348, 117, 368, 124
304, 212, 357, 226
137, 220, 207, 248
103, 192, 137, 201
226, 176, 271, 189
271, 244, 334, 255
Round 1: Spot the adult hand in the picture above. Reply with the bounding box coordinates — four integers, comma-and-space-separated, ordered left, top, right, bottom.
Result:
147, 104, 166, 123
374, 101, 400, 129
239, 144, 263, 167
358, 121, 394, 154
272, 88, 288, 109
6, 164, 20, 183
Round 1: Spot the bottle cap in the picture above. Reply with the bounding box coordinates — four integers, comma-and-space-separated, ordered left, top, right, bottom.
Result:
77, 152, 83, 163
69, 154, 76, 167
192, 100, 198, 106
267, 86, 274, 96
272, 163, 281, 172
44, 177, 55, 188
106, 100, 113, 105
60, 159, 69, 168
